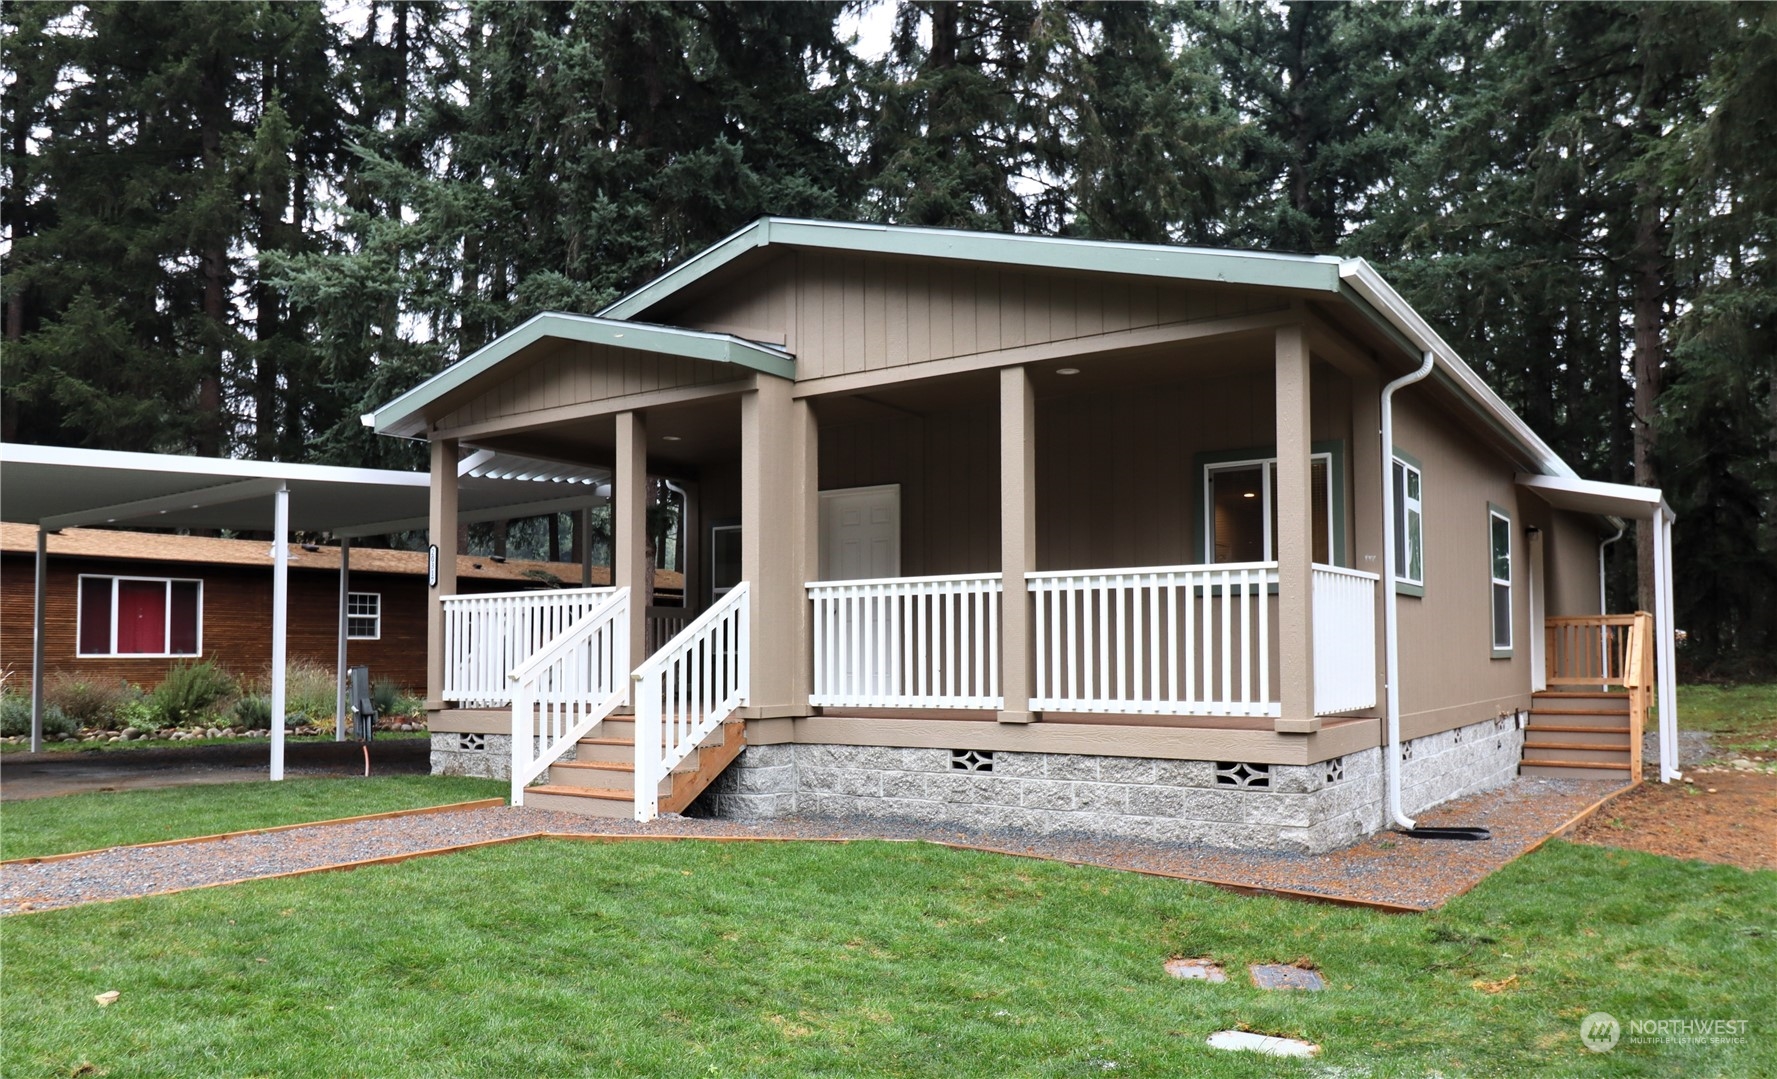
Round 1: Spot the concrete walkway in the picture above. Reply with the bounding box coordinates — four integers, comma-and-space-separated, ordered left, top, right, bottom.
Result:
0, 739, 429, 801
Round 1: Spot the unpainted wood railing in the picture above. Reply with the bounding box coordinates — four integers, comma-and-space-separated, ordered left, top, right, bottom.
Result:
1545, 612, 1654, 775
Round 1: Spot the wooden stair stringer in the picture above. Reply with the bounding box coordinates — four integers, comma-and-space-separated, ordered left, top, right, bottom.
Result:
659, 716, 748, 816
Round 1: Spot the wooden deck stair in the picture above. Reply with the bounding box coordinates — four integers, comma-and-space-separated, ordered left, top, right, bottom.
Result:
524, 714, 747, 818
1520, 691, 1639, 779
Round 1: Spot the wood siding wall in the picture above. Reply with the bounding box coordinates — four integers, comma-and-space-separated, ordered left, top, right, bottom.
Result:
661, 252, 1292, 381
1, 556, 531, 695
434, 338, 745, 432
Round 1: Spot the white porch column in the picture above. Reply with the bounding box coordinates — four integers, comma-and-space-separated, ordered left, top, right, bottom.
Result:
741, 377, 801, 715
30, 527, 47, 753
1275, 324, 1317, 733
1653, 508, 1681, 782
616, 411, 650, 670
335, 536, 351, 740
425, 438, 459, 711
999, 365, 1037, 723
269, 482, 290, 781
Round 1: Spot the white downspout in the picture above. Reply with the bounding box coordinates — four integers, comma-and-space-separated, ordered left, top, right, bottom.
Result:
1598, 522, 1625, 614
1380, 351, 1436, 830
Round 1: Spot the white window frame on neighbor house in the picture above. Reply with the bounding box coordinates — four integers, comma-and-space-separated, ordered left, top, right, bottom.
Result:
1393, 449, 1424, 596
1200, 445, 1343, 566
1488, 503, 1513, 657
76, 574, 204, 658
346, 591, 382, 640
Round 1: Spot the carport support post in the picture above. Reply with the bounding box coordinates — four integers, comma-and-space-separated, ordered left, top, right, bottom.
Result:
335, 536, 350, 741
616, 411, 649, 671
270, 482, 290, 781
998, 365, 1037, 724
425, 438, 460, 712
1274, 324, 1318, 734
30, 527, 47, 753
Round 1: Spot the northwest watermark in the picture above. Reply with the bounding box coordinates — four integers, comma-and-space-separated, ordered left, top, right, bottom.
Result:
1580, 1011, 1749, 1052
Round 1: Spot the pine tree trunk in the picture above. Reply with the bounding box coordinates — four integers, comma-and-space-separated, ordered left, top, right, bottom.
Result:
197, 61, 229, 457
1630, 187, 1665, 615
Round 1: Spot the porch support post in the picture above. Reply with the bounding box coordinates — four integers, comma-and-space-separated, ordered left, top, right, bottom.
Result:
1351, 369, 1385, 713
581, 507, 594, 587
1274, 324, 1318, 733
425, 437, 460, 711
616, 410, 649, 668
998, 365, 1037, 723
335, 536, 350, 741
789, 398, 819, 705
741, 376, 801, 715
269, 482, 290, 781
30, 527, 47, 753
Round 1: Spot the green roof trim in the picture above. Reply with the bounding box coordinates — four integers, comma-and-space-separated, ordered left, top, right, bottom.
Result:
363, 312, 794, 437
599, 218, 1347, 321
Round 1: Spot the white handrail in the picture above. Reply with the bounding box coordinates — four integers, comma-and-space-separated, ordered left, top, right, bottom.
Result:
1311, 563, 1378, 715
808, 573, 1003, 709
508, 588, 630, 806
442, 587, 616, 706
1027, 563, 1279, 717
632, 582, 750, 822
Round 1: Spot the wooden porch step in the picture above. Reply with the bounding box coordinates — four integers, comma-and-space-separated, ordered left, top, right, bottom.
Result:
522, 786, 636, 818
1523, 743, 1632, 763
1529, 711, 1631, 729
526, 717, 747, 819
1519, 760, 1633, 779
547, 760, 671, 796
1524, 725, 1632, 745
1534, 691, 1631, 698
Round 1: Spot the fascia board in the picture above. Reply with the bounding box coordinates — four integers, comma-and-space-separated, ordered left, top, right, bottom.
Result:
363, 311, 793, 437
1338, 260, 1578, 480
599, 218, 775, 320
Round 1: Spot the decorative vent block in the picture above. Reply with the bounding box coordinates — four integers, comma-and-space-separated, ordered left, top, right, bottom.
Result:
459, 733, 487, 752
951, 749, 994, 773
1452, 727, 1464, 744
1400, 741, 1415, 762
1324, 757, 1345, 785
1214, 761, 1270, 789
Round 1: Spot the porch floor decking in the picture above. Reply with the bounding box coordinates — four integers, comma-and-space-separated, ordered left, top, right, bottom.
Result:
3, 775, 1626, 914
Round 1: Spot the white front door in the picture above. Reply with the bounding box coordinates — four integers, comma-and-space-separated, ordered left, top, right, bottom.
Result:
819, 485, 900, 581
819, 485, 901, 698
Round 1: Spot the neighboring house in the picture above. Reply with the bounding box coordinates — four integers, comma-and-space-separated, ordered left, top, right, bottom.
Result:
365, 218, 1675, 852
0, 523, 682, 696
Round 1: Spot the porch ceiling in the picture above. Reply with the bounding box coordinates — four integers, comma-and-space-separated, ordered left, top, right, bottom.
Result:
467, 395, 741, 477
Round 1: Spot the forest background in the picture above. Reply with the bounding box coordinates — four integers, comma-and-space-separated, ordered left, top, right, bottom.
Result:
2, 1, 1771, 675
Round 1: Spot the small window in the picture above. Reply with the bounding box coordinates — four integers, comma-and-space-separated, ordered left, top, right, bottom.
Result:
1489, 505, 1512, 655
1392, 453, 1424, 594
76, 575, 202, 657
1205, 455, 1332, 564
347, 592, 382, 640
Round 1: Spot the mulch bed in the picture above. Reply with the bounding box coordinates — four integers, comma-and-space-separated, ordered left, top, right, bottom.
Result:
1569, 768, 1777, 872
0, 776, 1627, 916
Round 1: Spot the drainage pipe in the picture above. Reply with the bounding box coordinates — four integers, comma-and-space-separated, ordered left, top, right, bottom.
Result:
1597, 522, 1625, 615
1380, 350, 1436, 831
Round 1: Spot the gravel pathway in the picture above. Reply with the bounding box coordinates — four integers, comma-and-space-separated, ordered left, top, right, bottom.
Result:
1, 776, 1625, 916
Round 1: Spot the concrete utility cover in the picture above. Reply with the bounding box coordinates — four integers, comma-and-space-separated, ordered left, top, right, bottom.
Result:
1206, 1030, 1321, 1058
1248, 963, 1326, 990
1163, 958, 1227, 982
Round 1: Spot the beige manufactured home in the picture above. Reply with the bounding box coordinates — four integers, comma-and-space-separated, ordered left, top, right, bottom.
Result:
368, 219, 1679, 852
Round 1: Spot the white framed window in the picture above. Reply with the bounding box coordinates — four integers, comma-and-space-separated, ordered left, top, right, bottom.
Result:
1488, 504, 1512, 655
1204, 452, 1335, 564
347, 592, 382, 640
77, 574, 203, 657
1393, 451, 1424, 595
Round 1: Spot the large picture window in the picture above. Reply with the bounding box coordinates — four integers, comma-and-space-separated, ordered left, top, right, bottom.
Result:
347, 592, 382, 640
1489, 505, 1512, 655
1393, 452, 1424, 595
77, 575, 202, 657
1204, 453, 1335, 565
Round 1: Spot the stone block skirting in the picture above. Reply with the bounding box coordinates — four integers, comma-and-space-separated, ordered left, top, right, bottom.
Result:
691, 714, 1526, 853
430, 732, 575, 782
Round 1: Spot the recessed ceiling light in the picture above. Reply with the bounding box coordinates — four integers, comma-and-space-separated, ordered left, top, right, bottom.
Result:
662, 435, 682, 442
1056, 367, 1080, 376
1242, 492, 1257, 499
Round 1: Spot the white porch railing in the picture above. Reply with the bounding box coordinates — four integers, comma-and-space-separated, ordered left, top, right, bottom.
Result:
508, 588, 630, 806
645, 606, 690, 656
442, 587, 615, 706
1029, 563, 1280, 717
633, 582, 750, 821
1311, 564, 1378, 715
808, 573, 1004, 709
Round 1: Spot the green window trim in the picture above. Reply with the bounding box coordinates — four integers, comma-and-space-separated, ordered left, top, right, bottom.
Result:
1488, 501, 1513, 658
1194, 441, 1347, 568
1393, 447, 1424, 598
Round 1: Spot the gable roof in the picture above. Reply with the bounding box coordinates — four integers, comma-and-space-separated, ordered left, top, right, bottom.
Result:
0, 523, 684, 590
364, 311, 795, 438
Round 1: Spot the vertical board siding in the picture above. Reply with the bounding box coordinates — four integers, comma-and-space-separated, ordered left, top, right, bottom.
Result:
435, 340, 745, 431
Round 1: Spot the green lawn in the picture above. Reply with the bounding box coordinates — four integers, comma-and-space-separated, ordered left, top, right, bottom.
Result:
2, 838, 1771, 1077
1676, 683, 1777, 756
0, 776, 505, 861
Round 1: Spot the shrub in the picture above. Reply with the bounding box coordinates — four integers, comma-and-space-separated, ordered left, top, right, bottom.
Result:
370, 679, 402, 717
0, 691, 76, 739
283, 658, 339, 726
149, 661, 238, 727
119, 699, 160, 733
46, 675, 141, 730
233, 694, 273, 731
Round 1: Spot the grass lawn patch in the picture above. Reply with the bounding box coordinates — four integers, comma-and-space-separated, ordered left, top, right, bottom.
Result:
0, 776, 505, 861
1676, 683, 1777, 756
3, 838, 1771, 1077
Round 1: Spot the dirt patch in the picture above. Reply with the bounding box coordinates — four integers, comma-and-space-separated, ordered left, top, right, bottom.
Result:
1569, 769, 1777, 872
